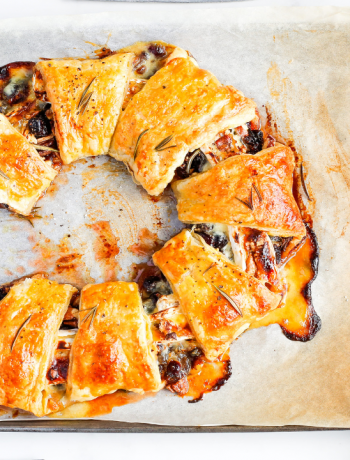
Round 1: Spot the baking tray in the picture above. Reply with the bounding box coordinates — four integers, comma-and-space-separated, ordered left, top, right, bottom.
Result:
0, 420, 346, 433
1, 7, 350, 432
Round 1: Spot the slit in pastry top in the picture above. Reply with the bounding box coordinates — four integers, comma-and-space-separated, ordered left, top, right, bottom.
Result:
110, 57, 256, 196
0, 114, 57, 216
67, 281, 162, 403
172, 143, 306, 239
35, 53, 134, 165
153, 230, 281, 361
0, 277, 77, 417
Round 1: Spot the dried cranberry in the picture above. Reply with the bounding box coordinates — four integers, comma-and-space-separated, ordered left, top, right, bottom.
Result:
197, 232, 215, 246
213, 234, 228, 250
28, 112, 52, 138
133, 52, 148, 75
243, 128, 264, 154
196, 231, 228, 251
135, 65, 146, 75
165, 360, 183, 384
148, 43, 167, 58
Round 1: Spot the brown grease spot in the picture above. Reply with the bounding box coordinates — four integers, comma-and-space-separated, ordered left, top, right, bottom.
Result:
128, 228, 163, 257
89, 221, 120, 281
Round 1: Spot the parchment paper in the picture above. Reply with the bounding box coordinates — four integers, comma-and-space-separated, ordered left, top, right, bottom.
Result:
0, 6, 349, 427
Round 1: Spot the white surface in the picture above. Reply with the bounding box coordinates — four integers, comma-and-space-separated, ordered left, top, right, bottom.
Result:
1, 0, 350, 458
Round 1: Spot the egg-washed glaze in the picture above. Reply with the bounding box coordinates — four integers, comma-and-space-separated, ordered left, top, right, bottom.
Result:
35, 53, 134, 164
0, 114, 57, 216
153, 229, 281, 361
110, 57, 256, 196
0, 277, 77, 416
67, 281, 162, 402
172, 143, 306, 239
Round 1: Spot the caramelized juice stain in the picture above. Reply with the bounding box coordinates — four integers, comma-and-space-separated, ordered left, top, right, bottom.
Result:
128, 227, 164, 257
250, 225, 320, 340
88, 220, 120, 281
51, 391, 152, 418
186, 352, 232, 403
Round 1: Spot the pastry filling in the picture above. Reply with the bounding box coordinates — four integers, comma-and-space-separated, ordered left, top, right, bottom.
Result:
175, 111, 267, 181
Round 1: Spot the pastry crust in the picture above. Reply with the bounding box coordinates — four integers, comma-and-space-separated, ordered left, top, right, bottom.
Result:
0, 277, 77, 416
67, 282, 162, 402
110, 57, 256, 195
172, 143, 306, 239
0, 114, 57, 216
153, 230, 281, 361
35, 53, 134, 164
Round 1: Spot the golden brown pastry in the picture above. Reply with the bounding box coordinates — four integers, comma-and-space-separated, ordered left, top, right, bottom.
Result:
67, 282, 162, 402
35, 53, 134, 164
110, 57, 256, 195
153, 230, 281, 361
0, 277, 77, 416
172, 143, 306, 239
0, 114, 57, 216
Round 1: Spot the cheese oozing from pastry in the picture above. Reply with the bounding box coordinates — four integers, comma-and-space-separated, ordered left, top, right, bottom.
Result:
35, 53, 134, 164
172, 143, 306, 239
0, 277, 77, 417
153, 230, 281, 361
0, 114, 58, 216
110, 57, 256, 196
67, 282, 162, 402
117, 40, 195, 80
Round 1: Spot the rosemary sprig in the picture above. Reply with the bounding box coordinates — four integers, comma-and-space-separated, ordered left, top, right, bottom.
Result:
203, 262, 216, 275
0, 170, 10, 180
11, 314, 32, 352
16, 215, 34, 227
134, 129, 149, 160
89, 306, 98, 330
80, 306, 98, 329
252, 183, 263, 202
300, 163, 312, 202
79, 92, 94, 116
30, 144, 59, 153
212, 284, 243, 317
235, 196, 253, 211
156, 145, 177, 152
77, 77, 96, 111
186, 149, 201, 175
155, 135, 174, 151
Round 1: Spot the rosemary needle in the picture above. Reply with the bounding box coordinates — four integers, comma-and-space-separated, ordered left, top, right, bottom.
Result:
212, 284, 243, 317
11, 315, 32, 352
134, 129, 149, 160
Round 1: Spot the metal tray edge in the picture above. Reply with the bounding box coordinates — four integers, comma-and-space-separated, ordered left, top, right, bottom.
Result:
0, 420, 348, 433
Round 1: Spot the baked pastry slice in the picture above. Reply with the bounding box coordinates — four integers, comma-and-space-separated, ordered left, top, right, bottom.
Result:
172, 143, 306, 239
0, 277, 77, 416
110, 57, 256, 195
153, 230, 281, 361
67, 281, 162, 402
35, 53, 134, 164
0, 114, 57, 216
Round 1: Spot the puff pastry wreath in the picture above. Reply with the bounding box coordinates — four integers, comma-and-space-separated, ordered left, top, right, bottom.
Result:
0, 41, 320, 417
